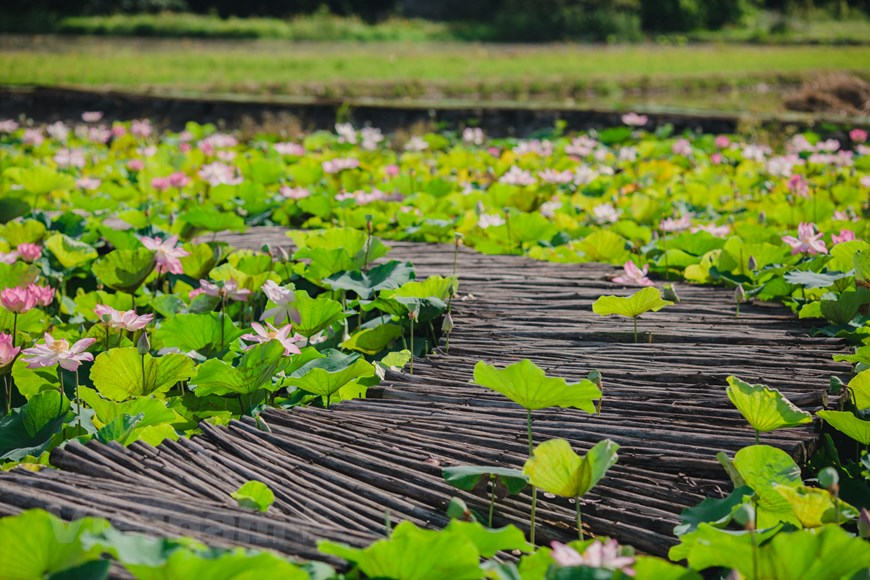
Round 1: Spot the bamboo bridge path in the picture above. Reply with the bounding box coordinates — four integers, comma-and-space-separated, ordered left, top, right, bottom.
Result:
0, 227, 848, 564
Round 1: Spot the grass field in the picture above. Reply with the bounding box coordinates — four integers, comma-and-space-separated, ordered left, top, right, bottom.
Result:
1, 36, 869, 113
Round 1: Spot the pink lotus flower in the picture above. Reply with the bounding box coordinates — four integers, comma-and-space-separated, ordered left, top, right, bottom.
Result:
671, 139, 692, 156
273, 142, 305, 156
782, 222, 828, 255
621, 112, 648, 127
77, 177, 101, 191
199, 278, 251, 302
94, 304, 153, 331
241, 322, 303, 356
612, 261, 655, 287
714, 135, 730, 148
21, 334, 97, 371
851, 128, 868, 144
592, 204, 619, 224
198, 162, 242, 186
16, 243, 41, 263
260, 280, 300, 324
0, 333, 20, 367
690, 223, 731, 238
131, 119, 152, 138
322, 158, 360, 174
0, 120, 20, 133
832, 229, 856, 245
81, 111, 103, 123
0, 252, 18, 264
1, 287, 36, 313
23, 129, 44, 146
279, 186, 310, 200
660, 214, 692, 233
27, 284, 54, 307
127, 159, 144, 172
168, 171, 190, 188
139, 235, 189, 275
151, 177, 171, 192
188, 288, 206, 300
384, 164, 400, 177
499, 166, 536, 186
550, 540, 635, 576
787, 174, 810, 198
710, 153, 723, 165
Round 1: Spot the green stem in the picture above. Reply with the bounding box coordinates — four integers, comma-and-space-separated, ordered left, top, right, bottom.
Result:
56, 366, 64, 416
488, 474, 496, 528
74, 368, 82, 433
4, 375, 10, 415
409, 317, 415, 375
755, 430, 759, 445
220, 298, 226, 352
576, 497, 584, 541
632, 317, 638, 344
736, 301, 740, 319
751, 497, 758, 580
11, 312, 17, 348
527, 409, 537, 545
140, 353, 146, 394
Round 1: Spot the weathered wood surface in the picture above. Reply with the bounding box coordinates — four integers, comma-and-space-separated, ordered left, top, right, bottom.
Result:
0, 227, 849, 561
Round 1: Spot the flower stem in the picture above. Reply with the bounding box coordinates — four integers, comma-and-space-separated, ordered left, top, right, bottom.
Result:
632, 317, 638, 343
140, 353, 147, 394
74, 368, 82, 433
220, 297, 226, 352
576, 497, 584, 541
3, 375, 9, 415
488, 474, 496, 528
409, 316, 415, 376
527, 408, 537, 545
11, 312, 17, 347
56, 366, 64, 416
755, 430, 759, 445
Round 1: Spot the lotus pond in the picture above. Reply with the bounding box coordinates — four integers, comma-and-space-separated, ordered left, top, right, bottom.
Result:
0, 115, 868, 578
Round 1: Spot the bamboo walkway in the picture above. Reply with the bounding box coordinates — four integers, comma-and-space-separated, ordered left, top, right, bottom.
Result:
0, 228, 848, 563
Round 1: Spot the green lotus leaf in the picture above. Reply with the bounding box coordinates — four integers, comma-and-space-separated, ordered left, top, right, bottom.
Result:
592, 287, 673, 319
848, 369, 870, 410
128, 548, 308, 580
326, 260, 415, 299
318, 521, 481, 580
774, 484, 858, 528
154, 313, 244, 357
673, 485, 754, 536
4, 166, 76, 196
383, 275, 455, 301
855, 248, 870, 287
0, 261, 39, 290
725, 376, 812, 433
732, 445, 801, 527
293, 291, 348, 338
45, 233, 98, 269
232, 480, 275, 512
92, 248, 156, 293
0, 219, 46, 246
0, 390, 70, 461
90, 348, 196, 402
78, 387, 180, 431
576, 230, 632, 264
285, 355, 375, 405
472, 359, 601, 412
818, 410, 870, 445
670, 524, 870, 579
523, 438, 619, 498
179, 243, 221, 280
179, 208, 246, 234
0, 509, 110, 579
191, 340, 289, 397
248, 159, 285, 184
442, 465, 529, 496
10, 357, 58, 399
341, 324, 403, 355
442, 521, 533, 558
633, 556, 701, 580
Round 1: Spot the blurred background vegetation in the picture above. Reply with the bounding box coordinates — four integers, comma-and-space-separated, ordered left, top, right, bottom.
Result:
2, 0, 869, 43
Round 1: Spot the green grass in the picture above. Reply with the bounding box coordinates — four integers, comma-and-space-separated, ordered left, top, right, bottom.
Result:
1, 36, 868, 113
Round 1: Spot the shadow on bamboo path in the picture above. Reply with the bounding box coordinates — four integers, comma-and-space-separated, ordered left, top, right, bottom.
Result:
0, 227, 849, 561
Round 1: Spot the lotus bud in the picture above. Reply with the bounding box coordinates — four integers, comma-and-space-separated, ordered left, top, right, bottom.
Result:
137, 331, 150, 356
818, 467, 839, 492
829, 375, 845, 395
758, 211, 766, 224
587, 369, 602, 388
735, 284, 746, 304
475, 201, 485, 215
276, 246, 290, 263
662, 283, 681, 303
733, 503, 755, 531
261, 244, 271, 255
858, 509, 870, 538
441, 312, 454, 333
747, 255, 758, 271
